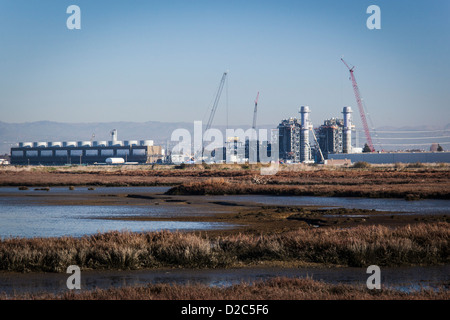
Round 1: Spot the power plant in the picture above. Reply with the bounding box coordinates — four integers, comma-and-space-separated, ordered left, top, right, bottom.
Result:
279, 106, 354, 164
7, 63, 450, 166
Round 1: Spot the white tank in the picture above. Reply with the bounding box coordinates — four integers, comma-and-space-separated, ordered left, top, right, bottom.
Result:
111, 129, 118, 145
49, 142, 62, 147
20, 142, 33, 148
105, 157, 125, 164
81, 141, 92, 147
97, 141, 107, 147
64, 141, 77, 147
36, 142, 47, 148
127, 140, 139, 146
140, 140, 154, 146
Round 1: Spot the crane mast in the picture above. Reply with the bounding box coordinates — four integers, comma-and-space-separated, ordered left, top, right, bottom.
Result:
310, 128, 324, 163
341, 58, 375, 152
205, 71, 228, 133
252, 92, 259, 130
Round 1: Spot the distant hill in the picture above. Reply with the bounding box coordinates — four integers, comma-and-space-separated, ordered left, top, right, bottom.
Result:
0, 121, 276, 155
1, 121, 449, 155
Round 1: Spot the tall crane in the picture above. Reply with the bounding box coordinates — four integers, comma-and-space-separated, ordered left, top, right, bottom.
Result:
341, 58, 375, 152
205, 71, 228, 133
201, 71, 228, 161
251, 91, 260, 142
252, 92, 259, 131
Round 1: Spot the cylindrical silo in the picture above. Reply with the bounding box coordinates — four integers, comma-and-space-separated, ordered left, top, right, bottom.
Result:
140, 140, 153, 146
111, 129, 118, 145
49, 142, 62, 147
65, 141, 77, 147
105, 157, 125, 165
299, 106, 311, 163
81, 141, 92, 147
128, 140, 139, 146
342, 106, 352, 154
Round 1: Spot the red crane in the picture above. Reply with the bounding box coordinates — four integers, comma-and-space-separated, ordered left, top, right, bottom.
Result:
341, 58, 375, 152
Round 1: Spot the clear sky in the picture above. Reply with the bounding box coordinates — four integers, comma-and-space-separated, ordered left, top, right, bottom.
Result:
0, 0, 449, 129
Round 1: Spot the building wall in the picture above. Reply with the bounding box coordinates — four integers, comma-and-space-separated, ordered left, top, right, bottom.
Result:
10, 145, 163, 165
327, 152, 450, 164
317, 118, 344, 157
278, 118, 301, 162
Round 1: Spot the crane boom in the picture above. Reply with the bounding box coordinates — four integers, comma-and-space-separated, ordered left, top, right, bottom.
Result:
252, 91, 259, 130
310, 128, 324, 163
205, 71, 228, 133
341, 58, 375, 152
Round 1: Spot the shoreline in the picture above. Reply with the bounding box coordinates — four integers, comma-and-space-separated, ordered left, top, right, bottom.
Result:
1, 165, 449, 200
1, 264, 449, 299
0, 165, 448, 299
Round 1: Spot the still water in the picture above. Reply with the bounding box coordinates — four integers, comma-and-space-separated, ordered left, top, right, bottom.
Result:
0, 186, 449, 239
208, 194, 450, 215
0, 265, 448, 296
0, 186, 448, 295
0, 187, 224, 238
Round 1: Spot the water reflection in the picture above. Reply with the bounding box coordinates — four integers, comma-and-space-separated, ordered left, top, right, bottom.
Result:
0, 265, 448, 296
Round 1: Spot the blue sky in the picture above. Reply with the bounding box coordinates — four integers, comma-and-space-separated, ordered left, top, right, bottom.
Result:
0, 0, 449, 128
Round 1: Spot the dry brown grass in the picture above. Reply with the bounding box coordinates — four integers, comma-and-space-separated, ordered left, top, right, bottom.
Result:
166, 180, 450, 199
1, 165, 449, 200
0, 223, 448, 272
2, 277, 448, 300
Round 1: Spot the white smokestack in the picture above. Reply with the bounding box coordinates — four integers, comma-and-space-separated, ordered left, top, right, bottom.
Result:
342, 106, 352, 154
299, 106, 311, 162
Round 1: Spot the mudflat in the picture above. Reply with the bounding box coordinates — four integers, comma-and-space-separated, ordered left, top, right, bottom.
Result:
1, 164, 449, 200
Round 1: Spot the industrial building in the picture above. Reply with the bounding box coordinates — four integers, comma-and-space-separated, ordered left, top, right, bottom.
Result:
278, 117, 302, 163
316, 106, 354, 157
10, 130, 164, 165
316, 118, 345, 157
278, 106, 315, 163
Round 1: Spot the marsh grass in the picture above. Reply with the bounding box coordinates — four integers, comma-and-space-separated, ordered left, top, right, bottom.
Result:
2, 277, 448, 300
0, 223, 448, 272
166, 181, 450, 199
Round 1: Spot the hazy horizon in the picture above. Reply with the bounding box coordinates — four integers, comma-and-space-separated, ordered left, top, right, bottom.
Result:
0, 1, 449, 130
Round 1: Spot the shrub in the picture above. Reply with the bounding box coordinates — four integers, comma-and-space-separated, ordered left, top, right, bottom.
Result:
407, 162, 425, 169
352, 161, 371, 169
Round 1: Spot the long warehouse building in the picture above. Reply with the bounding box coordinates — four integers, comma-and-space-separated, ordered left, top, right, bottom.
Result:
10, 135, 163, 165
